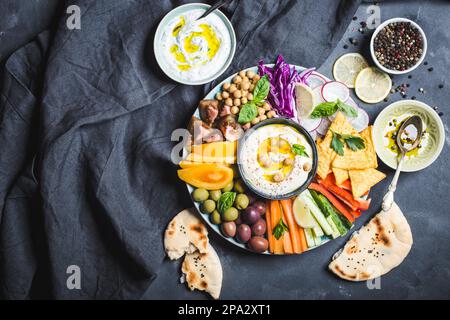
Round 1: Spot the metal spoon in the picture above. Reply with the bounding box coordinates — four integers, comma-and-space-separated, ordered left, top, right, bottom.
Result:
382, 115, 423, 211
196, 0, 231, 20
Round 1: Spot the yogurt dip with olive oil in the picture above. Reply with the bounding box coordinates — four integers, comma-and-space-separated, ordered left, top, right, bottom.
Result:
384, 115, 428, 157
161, 9, 232, 82
240, 124, 313, 197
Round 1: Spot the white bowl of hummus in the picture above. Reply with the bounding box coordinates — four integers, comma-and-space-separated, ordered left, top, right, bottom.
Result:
154, 3, 236, 85
237, 118, 318, 200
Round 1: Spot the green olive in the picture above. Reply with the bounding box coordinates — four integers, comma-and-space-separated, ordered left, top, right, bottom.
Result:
222, 181, 234, 192
192, 188, 209, 202
235, 194, 249, 210
202, 199, 216, 214
222, 207, 239, 222
210, 210, 221, 225
209, 190, 222, 202
234, 179, 246, 193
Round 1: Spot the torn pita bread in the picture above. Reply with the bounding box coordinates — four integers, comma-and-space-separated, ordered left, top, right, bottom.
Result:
182, 243, 223, 299
164, 208, 208, 260
349, 168, 386, 198
333, 168, 349, 185
329, 202, 413, 281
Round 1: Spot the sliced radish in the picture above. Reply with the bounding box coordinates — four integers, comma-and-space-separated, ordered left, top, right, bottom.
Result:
316, 117, 331, 136
313, 85, 326, 104
321, 81, 350, 102
307, 72, 327, 89
350, 108, 369, 132
299, 117, 321, 132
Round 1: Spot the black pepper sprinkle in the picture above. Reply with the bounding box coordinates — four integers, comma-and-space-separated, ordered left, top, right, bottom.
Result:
353, 16, 358, 21
424, 61, 428, 65
343, 44, 349, 49
439, 84, 444, 89
438, 112, 444, 117
408, 75, 412, 79
411, 96, 416, 100
428, 67, 434, 72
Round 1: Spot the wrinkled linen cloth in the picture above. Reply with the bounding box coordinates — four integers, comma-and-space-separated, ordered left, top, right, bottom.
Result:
0, 0, 360, 299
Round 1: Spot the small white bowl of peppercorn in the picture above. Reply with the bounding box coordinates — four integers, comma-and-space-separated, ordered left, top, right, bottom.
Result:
370, 18, 427, 75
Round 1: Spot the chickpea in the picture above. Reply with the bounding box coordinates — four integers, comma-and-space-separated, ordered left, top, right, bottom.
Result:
258, 107, 265, 116
241, 97, 248, 104
259, 153, 272, 168
247, 93, 254, 101
233, 98, 241, 106
251, 116, 260, 125
273, 172, 285, 182
260, 114, 267, 121
253, 74, 261, 82
241, 81, 250, 91
233, 75, 242, 84
303, 162, 312, 172
223, 83, 231, 91
229, 84, 237, 93
222, 91, 230, 99
283, 158, 294, 166
233, 90, 242, 99
249, 84, 255, 92
242, 123, 251, 131
267, 110, 276, 118
239, 70, 246, 78
215, 92, 223, 100
231, 106, 239, 115
225, 98, 233, 106
263, 102, 271, 111
246, 70, 256, 79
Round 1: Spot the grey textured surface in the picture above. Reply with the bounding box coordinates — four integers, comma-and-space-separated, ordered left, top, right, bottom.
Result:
1, 1, 449, 299
144, 1, 450, 300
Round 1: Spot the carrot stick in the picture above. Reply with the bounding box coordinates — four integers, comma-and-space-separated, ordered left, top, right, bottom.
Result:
280, 199, 302, 254
309, 182, 355, 223
270, 200, 284, 254
297, 227, 308, 252
283, 232, 293, 254
265, 200, 274, 253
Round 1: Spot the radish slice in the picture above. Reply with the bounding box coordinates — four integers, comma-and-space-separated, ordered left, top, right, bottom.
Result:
350, 108, 369, 132
316, 117, 331, 136
299, 117, 321, 132
321, 81, 350, 102
307, 72, 327, 89
313, 85, 326, 104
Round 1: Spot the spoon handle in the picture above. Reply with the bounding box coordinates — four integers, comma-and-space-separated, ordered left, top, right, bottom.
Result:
382, 154, 406, 211
197, 0, 230, 20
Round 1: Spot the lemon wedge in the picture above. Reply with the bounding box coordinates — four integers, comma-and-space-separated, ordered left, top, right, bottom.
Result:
333, 53, 368, 88
293, 195, 319, 229
295, 83, 316, 118
355, 67, 392, 104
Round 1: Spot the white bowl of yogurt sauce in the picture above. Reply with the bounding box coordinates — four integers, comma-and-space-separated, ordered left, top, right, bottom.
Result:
154, 3, 236, 85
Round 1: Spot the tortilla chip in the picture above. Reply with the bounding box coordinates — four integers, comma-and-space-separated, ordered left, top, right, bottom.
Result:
349, 168, 386, 198
317, 112, 357, 179
332, 126, 378, 170
333, 168, 349, 185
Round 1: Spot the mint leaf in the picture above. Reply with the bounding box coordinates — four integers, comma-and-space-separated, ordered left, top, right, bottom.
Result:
331, 131, 344, 156
217, 192, 236, 214
253, 75, 270, 102
273, 218, 289, 240
343, 136, 365, 151
292, 144, 309, 157
336, 99, 358, 118
238, 103, 258, 124
310, 102, 338, 118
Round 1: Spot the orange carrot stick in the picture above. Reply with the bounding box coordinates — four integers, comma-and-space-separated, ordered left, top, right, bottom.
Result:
283, 232, 293, 254
297, 227, 308, 252
265, 200, 274, 253
280, 199, 302, 254
270, 200, 284, 254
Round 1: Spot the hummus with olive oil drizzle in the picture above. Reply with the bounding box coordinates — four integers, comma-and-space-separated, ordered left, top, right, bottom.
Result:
161, 9, 232, 82
240, 124, 313, 197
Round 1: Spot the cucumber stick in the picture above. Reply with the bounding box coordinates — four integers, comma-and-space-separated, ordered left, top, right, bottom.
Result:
312, 226, 324, 237
299, 190, 333, 236
303, 228, 316, 248
326, 216, 340, 239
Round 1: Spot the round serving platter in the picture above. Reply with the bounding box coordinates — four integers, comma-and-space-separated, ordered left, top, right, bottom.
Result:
185, 64, 360, 255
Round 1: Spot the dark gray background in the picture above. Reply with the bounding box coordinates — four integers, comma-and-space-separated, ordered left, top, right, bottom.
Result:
1, 1, 449, 299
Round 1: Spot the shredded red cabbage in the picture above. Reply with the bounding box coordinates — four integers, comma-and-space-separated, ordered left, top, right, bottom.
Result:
258, 55, 314, 119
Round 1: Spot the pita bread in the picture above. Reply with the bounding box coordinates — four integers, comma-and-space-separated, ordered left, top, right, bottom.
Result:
329, 202, 413, 281
164, 208, 208, 260
182, 244, 223, 299
349, 168, 386, 198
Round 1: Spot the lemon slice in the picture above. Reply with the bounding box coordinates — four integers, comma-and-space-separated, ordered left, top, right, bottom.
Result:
333, 53, 368, 88
295, 83, 316, 118
293, 195, 319, 229
355, 67, 392, 104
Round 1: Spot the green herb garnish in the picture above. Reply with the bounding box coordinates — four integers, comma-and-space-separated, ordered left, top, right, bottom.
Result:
310, 99, 357, 119
217, 192, 236, 214
238, 75, 270, 124
273, 218, 289, 240
292, 144, 309, 157
330, 130, 365, 156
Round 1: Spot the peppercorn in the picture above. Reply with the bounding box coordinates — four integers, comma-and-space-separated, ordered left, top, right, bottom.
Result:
438, 84, 444, 89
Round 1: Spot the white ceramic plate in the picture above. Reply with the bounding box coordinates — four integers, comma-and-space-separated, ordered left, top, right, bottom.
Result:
372, 100, 445, 172
154, 3, 236, 85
